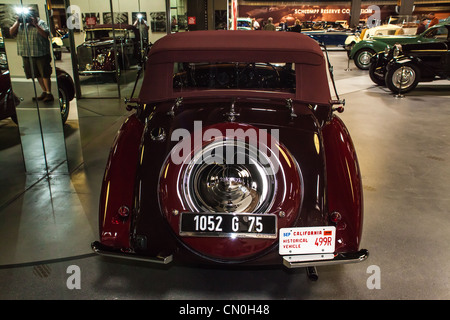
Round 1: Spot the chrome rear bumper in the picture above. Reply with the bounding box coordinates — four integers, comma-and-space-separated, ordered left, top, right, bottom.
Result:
282, 249, 369, 268
91, 241, 173, 264
92, 241, 367, 269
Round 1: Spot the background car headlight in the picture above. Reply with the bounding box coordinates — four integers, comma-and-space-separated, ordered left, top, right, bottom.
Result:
182, 140, 276, 213
0, 53, 7, 65
384, 45, 391, 55
96, 54, 106, 64
393, 44, 402, 58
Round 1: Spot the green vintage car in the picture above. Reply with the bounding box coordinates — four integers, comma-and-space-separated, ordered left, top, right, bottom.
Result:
349, 21, 450, 70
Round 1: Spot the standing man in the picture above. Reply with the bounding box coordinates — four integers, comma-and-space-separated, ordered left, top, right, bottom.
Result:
10, 7, 54, 102
252, 18, 260, 30
279, 18, 288, 31
416, 18, 427, 34
427, 12, 439, 29
263, 17, 276, 31
133, 14, 149, 44
290, 19, 302, 33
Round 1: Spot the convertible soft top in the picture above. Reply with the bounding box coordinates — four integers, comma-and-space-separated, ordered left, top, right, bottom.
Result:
147, 30, 324, 65
140, 30, 331, 105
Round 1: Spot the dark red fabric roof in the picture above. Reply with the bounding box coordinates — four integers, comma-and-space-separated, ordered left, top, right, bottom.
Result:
140, 30, 331, 105
147, 30, 324, 65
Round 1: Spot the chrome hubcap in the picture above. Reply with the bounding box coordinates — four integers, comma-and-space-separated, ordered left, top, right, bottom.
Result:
392, 66, 415, 89
183, 140, 276, 213
58, 88, 67, 116
358, 51, 373, 66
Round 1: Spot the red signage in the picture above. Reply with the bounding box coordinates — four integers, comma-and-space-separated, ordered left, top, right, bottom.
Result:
188, 16, 196, 25
85, 16, 97, 26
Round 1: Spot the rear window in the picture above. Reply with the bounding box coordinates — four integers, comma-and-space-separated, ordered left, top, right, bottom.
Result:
173, 62, 296, 93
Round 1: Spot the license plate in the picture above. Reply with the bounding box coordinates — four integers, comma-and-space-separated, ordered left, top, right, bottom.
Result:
180, 213, 277, 239
279, 226, 336, 255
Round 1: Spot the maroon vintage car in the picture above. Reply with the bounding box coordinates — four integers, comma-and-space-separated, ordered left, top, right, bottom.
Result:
77, 24, 142, 80
91, 30, 368, 278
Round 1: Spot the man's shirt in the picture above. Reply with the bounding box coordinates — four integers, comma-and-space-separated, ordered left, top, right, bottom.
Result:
16, 19, 50, 57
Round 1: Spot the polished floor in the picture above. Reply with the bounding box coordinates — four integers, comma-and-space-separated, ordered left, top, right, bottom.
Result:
0, 51, 449, 300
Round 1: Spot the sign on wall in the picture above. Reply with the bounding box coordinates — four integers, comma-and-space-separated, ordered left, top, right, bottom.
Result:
239, 4, 397, 25
188, 16, 196, 25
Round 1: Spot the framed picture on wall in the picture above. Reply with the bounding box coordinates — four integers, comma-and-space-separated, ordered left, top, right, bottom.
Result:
177, 14, 187, 31
149, 12, 166, 32
103, 12, 129, 25
215, 10, 227, 30
82, 13, 99, 29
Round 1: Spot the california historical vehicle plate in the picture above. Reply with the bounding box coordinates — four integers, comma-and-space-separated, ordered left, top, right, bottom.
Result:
180, 213, 277, 239
279, 226, 336, 255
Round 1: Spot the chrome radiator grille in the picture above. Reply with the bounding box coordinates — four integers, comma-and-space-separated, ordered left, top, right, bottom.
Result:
77, 46, 93, 71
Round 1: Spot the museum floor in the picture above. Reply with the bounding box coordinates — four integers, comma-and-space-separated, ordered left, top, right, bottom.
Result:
0, 51, 449, 300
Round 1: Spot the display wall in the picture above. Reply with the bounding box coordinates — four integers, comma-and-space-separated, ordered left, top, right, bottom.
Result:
1, 0, 448, 211
0, 0, 185, 210
237, 0, 450, 27
238, 3, 396, 26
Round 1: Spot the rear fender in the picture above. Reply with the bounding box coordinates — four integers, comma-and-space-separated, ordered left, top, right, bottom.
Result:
385, 57, 413, 73
391, 57, 413, 65
56, 67, 75, 101
99, 114, 144, 248
322, 115, 363, 253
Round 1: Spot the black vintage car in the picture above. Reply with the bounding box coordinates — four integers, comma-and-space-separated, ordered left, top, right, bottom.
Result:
369, 38, 450, 93
0, 68, 75, 124
77, 24, 143, 81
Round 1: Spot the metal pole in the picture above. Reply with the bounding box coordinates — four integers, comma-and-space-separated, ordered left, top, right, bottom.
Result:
227, 0, 229, 30
349, 0, 362, 28
345, 56, 352, 71
166, 0, 171, 34
64, 0, 81, 99
109, 0, 121, 98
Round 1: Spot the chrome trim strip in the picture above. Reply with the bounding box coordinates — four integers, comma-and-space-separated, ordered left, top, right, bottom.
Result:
410, 49, 447, 52
79, 70, 116, 75
282, 249, 369, 268
91, 241, 173, 264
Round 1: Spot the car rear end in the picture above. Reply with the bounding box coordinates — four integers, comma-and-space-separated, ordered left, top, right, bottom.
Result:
92, 30, 368, 270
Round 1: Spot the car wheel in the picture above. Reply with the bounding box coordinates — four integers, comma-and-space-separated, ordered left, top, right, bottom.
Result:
385, 63, 420, 94
10, 113, 18, 124
112, 66, 121, 83
354, 48, 375, 70
58, 86, 70, 124
54, 51, 62, 60
369, 63, 385, 86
